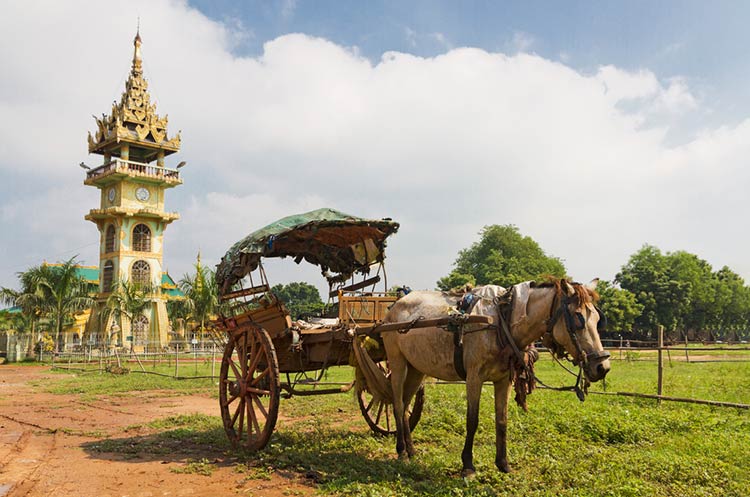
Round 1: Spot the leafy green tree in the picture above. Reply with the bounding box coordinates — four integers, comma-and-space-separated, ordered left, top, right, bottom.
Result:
437, 225, 566, 290
595, 280, 644, 334
4, 257, 94, 352
667, 251, 719, 333
616, 245, 750, 339
1, 267, 46, 356
713, 267, 750, 338
271, 282, 324, 320
104, 279, 151, 348
166, 299, 191, 338
179, 258, 223, 345
616, 245, 689, 333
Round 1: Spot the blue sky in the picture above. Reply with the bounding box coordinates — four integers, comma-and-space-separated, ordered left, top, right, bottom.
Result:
2, 0, 750, 293
188, 0, 750, 130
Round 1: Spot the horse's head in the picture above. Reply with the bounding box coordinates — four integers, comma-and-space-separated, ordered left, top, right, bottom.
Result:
544, 279, 611, 382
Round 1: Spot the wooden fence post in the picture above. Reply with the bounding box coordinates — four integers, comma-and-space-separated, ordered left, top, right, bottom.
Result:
685, 334, 690, 363
211, 346, 216, 380
657, 325, 664, 405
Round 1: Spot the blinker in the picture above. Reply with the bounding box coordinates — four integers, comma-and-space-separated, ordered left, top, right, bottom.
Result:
595, 306, 607, 332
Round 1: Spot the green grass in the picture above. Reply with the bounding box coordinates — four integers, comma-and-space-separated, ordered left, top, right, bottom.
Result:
43, 364, 217, 397
42, 358, 750, 496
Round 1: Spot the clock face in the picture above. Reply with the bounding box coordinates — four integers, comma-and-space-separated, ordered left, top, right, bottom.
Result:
135, 187, 150, 202
107, 188, 116, 203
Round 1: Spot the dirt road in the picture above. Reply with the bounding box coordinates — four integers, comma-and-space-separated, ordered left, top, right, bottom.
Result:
0, 366, 314, 497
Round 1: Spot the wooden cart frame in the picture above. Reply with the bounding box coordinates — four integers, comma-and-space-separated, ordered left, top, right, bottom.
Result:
213, 209, 430, 450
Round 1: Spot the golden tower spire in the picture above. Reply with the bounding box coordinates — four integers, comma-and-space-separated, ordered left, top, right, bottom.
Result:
132, 28, 143, 76
87, 29, 181, 159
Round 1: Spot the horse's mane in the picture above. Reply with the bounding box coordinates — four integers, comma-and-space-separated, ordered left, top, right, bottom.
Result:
530, 277, 599, 304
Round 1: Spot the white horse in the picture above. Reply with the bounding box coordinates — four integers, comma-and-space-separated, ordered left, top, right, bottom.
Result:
382, 278, 611, 476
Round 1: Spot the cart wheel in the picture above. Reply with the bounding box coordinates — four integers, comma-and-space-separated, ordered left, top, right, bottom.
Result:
357, 369, 425, 436
219, 325, 280, 451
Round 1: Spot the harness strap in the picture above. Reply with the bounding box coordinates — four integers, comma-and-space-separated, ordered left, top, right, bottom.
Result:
453, 328, 467, 380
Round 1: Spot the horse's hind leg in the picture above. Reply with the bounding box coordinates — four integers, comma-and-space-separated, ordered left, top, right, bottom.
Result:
461, 374, 482, 477
494, 378, 512, 473
402, 366, 425, 457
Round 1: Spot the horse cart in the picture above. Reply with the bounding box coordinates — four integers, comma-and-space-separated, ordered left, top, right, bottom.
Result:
214, 208, 492, 450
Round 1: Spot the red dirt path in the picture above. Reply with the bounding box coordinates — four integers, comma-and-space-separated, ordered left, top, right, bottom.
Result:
0, 366, 315, 497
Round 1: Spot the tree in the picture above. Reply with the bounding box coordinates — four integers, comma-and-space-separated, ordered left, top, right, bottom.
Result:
166, 299, 191, 339
616, 245, 750, 339
104, 279, 151, 349
179, 257, 223, 345
1, 266, 46, 356
3, 258, 94, 352
271, 282, 325, 320
595, 280, 643, 335
39, 258, 95, 352
713, 267, 750, 339
437, 225, 566, 290
616, 245, 688, 334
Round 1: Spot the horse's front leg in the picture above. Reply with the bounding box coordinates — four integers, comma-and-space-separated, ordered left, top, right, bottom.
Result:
401, 367, 425, 457
494, 378, 512, 473
461, 374, 482, 477
386, 345, 410, 459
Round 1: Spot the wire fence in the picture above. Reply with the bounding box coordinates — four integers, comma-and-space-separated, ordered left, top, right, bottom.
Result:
28, 331, 750, 410
47, 341, 226, 381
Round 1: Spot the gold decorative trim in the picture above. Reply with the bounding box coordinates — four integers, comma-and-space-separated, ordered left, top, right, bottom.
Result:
88, 34, 181, 155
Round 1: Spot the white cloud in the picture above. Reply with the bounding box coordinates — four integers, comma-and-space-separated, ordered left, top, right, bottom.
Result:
1, 0, 749, 293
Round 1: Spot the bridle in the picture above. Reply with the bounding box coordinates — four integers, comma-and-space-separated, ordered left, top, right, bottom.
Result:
495, 282, 612, 402
539, 286, 611, 401
545, 291, 611, 367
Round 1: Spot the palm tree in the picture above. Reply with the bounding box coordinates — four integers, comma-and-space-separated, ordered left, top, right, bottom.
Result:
166, 299, 191, 340
179, 256, 224, 347
104, 279, 151, 350
33, 258, 95, 352
2, 263, 54, 355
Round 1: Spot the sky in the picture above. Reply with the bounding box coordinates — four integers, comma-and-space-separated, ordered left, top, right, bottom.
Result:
2, 0, 750, 295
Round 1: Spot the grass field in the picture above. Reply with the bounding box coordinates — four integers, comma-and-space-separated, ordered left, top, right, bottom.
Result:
42, 357, 750, 496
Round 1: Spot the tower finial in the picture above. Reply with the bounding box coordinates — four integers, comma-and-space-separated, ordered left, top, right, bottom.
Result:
132, 21, 143, 75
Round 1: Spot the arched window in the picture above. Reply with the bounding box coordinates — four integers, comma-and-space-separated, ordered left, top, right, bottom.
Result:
102, 260, 114, 292
131, 260, 151, 287
105, 225, 116, 253
132, 314, 149, 346
133, 224, 151, 252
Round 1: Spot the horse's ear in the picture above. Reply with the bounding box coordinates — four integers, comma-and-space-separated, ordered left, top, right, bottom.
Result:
561, 279, 576, 296
584, 278, 599, 292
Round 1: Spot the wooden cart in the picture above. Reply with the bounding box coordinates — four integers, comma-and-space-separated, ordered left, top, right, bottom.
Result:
213, 208, 423, 450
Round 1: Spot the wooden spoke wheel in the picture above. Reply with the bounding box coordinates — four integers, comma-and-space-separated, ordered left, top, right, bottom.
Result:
219, 325, 280, 451
357, 364, 425, 436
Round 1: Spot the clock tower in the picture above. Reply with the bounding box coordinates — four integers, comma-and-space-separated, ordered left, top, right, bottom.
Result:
84, 31, 182, 350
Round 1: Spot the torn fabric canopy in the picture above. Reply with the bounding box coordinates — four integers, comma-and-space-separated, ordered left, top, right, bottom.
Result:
215, 208, 399, 295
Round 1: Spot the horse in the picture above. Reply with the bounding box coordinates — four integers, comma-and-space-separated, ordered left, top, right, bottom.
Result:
381, 278, 611, 476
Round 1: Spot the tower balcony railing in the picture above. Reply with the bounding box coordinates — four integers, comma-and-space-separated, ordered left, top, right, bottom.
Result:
86, 159, 181, 183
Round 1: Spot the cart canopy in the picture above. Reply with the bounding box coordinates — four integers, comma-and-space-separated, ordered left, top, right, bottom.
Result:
216, 208, 399, 295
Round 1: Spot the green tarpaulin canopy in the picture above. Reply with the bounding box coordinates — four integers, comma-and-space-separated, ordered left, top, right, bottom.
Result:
215, 208, 399, 295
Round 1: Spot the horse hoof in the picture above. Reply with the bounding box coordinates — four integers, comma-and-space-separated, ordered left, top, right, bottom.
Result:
461, 468, 476, 479
398, 452, 410, 461
496, 460, 511, 473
